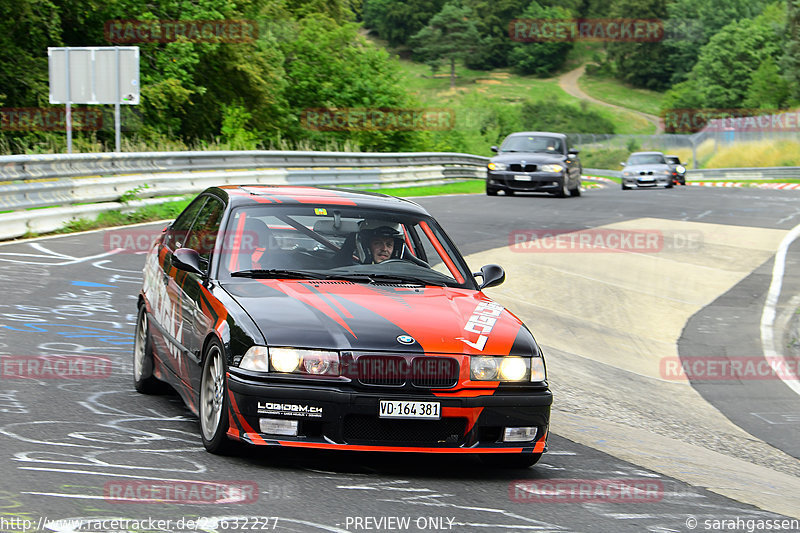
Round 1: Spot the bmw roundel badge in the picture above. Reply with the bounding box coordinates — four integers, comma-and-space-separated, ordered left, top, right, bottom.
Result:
397, 335, 415, 345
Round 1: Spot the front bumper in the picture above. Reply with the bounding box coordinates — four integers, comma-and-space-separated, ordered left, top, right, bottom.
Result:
488, 171, 565, 192
623, 175, 671, 188
225, 371, 551, 453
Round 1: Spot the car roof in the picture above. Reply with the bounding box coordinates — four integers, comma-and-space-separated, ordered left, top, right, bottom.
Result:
629, 151, 665, 156
209, 185, 430, 215
505, 131, 567, 139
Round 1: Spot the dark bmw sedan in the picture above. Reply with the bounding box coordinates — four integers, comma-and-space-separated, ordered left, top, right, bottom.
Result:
134, 186, 552, 467
486, 132, 582, 197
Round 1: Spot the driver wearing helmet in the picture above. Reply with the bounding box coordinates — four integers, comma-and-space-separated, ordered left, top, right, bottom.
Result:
357, 221, 403, 264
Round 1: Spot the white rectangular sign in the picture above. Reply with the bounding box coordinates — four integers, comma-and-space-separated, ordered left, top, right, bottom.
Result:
49, 47, 139, 105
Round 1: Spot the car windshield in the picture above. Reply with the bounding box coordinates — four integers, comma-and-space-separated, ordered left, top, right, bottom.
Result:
216, 205, 474, 289
628, 154, 666, 165
665, 156, 680, 164
500, 135, 563, 154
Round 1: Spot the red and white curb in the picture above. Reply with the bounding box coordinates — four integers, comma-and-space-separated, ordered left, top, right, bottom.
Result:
689, 182, 800, 189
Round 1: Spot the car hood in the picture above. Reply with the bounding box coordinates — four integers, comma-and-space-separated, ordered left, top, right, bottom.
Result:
221, 279, 537, 356
624, 164, 670, 173
491, 152, 566, 165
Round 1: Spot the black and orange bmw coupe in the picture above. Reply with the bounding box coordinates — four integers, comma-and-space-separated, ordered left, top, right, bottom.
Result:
134, 185, 551, 467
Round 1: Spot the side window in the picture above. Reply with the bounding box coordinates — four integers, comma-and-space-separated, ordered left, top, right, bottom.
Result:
184, 197, 224, 268
164, 197, 207, 251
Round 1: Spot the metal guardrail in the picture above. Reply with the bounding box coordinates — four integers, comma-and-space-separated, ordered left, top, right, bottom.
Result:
685, 167, 800, 180
585, 167, 800, 180
0, 150, 489, 240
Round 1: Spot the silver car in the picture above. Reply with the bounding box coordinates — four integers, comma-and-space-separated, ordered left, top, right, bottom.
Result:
620, 151, 673, 190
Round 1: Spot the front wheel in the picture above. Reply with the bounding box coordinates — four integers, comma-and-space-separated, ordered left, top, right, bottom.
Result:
200, 340, 235, 454
479, 453, 542, 468
486, 186, 498, 196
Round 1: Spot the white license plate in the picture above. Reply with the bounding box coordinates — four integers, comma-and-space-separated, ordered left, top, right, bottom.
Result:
515, 175, 532, 181
379, 400, 441, 419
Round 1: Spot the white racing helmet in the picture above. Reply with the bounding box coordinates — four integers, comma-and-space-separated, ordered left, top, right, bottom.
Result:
356, 220, 403, 263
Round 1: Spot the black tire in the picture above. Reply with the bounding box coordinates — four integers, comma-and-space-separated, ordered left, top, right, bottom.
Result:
479, 453, 542, 468
486, 187, 498, 196
505, 189, 515, 196
569, 181, 581, 197
199, 340, 236, 455
621, 184, 630, 190
666, 181, 674, 189
133, 306, 163, 394
557, 177, 569, 198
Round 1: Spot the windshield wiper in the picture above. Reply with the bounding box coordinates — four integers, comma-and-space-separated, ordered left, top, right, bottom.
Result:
231, 269, 326, 279
326, 273, 446, 287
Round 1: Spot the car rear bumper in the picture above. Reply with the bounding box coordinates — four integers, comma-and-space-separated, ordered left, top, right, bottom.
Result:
226, 372, 551, 453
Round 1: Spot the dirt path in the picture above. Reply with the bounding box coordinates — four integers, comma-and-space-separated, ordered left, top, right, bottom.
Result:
558, 65, 664, 133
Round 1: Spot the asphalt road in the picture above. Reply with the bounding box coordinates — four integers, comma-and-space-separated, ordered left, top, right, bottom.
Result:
0, 184, 798, 533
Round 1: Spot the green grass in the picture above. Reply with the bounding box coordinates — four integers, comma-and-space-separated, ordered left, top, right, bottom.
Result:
53, 197, 194, 235
396, 57, 657, 143
577, 73, 664, 116
358, 180, 485, 197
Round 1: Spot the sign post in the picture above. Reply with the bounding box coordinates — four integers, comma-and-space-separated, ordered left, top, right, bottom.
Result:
48, 46, 140, 153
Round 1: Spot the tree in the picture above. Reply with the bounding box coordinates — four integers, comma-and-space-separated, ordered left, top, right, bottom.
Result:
605, 0, 672, 90
744, 57, 789, 109
362, 0, 447, 46
782, 0, 800, 104
409, 1, 482, 88
662, 3, 786, 110
460, 0, 530, 70
507, 1, 574, 76
663, 0, 771, 85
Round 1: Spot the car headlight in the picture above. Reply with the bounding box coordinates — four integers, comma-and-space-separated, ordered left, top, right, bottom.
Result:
488, 162, 507, 171
470, 356, 541, 382
240, 346, 340, 376
540, 164, 564, 173
676, 165, 686, 173
623, 171, 633, 177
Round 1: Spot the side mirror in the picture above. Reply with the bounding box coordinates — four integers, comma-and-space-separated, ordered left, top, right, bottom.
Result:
620, 162, 626, 167
474, 264, 505, 289
568, 149, 580, 155
173, 248, 204, 275
491, 146, 499, 153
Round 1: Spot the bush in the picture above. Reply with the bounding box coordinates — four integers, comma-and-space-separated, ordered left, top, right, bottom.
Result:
519, 101, 616, 134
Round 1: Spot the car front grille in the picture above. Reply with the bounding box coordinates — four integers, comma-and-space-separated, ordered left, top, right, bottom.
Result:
354, 355, 459, 388
342, 415, 467, 444
510, 164, 537, 172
